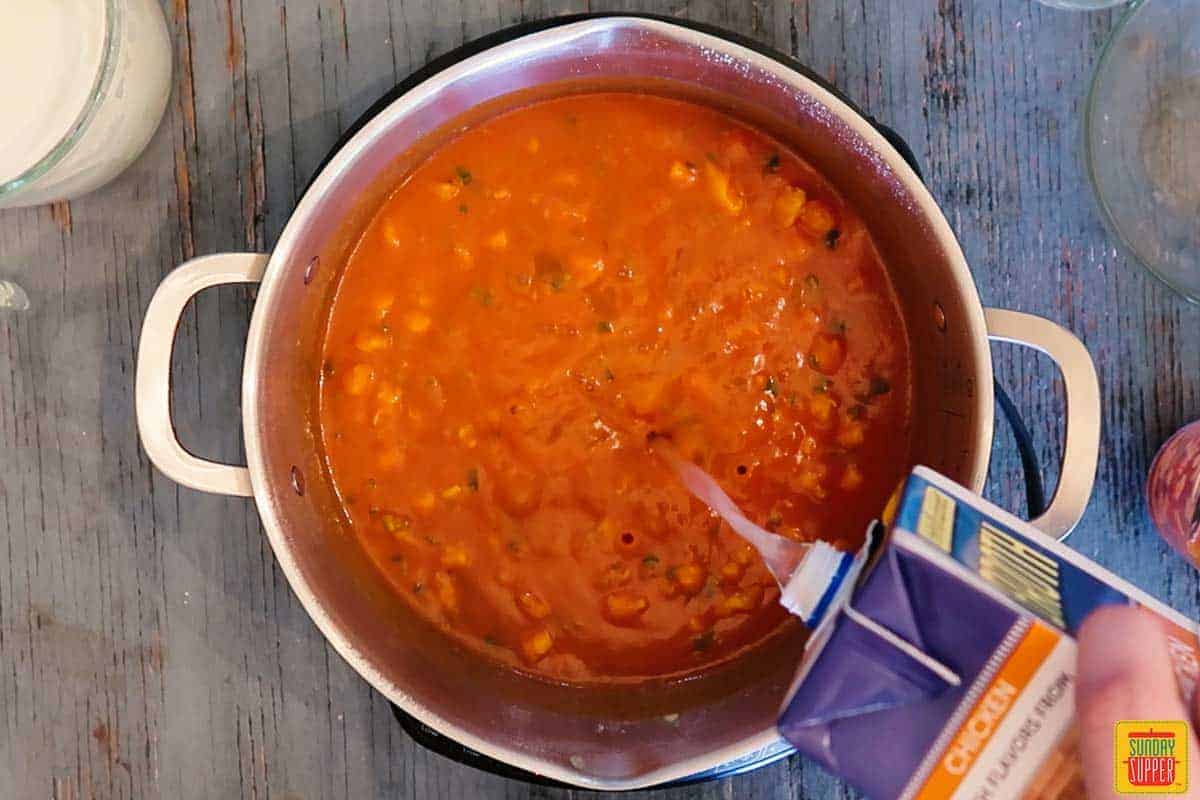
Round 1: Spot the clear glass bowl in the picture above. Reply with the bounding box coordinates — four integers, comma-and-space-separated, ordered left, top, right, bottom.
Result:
1085, 0, 1200, 302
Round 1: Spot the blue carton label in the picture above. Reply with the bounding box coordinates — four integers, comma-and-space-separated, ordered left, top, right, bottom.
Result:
894, 470, 1128, 635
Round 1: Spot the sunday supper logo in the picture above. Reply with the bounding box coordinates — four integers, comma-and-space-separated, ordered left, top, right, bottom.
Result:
1115, 721, 1188, 794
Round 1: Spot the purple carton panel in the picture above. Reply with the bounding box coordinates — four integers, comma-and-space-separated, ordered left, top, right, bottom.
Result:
779, 536, 1025, 798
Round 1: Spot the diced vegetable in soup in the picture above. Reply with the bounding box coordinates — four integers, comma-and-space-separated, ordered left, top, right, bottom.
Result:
318, 93, 913, 682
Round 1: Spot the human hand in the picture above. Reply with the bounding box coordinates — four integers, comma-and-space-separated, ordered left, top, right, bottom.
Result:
1077, 604, 1200, 799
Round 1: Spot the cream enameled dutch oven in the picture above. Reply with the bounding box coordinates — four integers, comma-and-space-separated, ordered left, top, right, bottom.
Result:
134, 16, 1100, 790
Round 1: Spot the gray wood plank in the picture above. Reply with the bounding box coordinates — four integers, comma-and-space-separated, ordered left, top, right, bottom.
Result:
2, 0, 1196, 798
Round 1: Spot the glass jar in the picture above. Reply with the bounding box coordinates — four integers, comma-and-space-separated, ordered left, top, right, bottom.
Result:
1147, 420, 1200, 565
0, 0, 173, 209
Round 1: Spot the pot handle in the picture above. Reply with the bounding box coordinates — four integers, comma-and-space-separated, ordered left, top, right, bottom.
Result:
985, 308, 1101, 540
135, 253, 269, 497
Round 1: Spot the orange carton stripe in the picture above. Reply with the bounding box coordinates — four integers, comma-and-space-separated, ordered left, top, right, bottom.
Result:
915, 622, 1061, 800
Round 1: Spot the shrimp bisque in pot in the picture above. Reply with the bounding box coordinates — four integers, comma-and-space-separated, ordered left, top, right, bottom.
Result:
316, 92, 915, 683
0, 0, 172, 208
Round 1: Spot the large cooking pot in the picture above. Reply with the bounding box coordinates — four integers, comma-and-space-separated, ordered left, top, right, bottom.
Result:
134, 16, 1100, 790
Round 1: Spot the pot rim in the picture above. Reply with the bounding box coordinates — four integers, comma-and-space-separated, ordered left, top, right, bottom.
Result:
241, 16, 994, 790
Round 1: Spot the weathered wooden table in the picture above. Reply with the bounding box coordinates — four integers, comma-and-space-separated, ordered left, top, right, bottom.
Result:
2, 1, 1196, 797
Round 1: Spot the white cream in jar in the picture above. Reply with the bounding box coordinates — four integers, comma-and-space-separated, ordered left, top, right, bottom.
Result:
0, 0, 172, 208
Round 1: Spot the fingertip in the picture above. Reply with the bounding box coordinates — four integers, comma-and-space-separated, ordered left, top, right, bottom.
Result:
1077, 605, 1188, 734
1075, 605, 1200, 800
1075, 605, 1189, 800
1077, 605, 1170, 694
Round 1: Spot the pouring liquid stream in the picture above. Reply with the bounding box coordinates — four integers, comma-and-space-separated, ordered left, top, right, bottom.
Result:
653, 438, 962, 684
651, 437, 852, 625
651, 438, 809, 585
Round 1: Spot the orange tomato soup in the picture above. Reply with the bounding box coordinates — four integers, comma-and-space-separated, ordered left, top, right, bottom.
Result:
318, 93, 912, 682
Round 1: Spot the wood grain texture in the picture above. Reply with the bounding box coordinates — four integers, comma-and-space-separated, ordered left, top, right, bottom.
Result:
2, 1, 1195, 798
